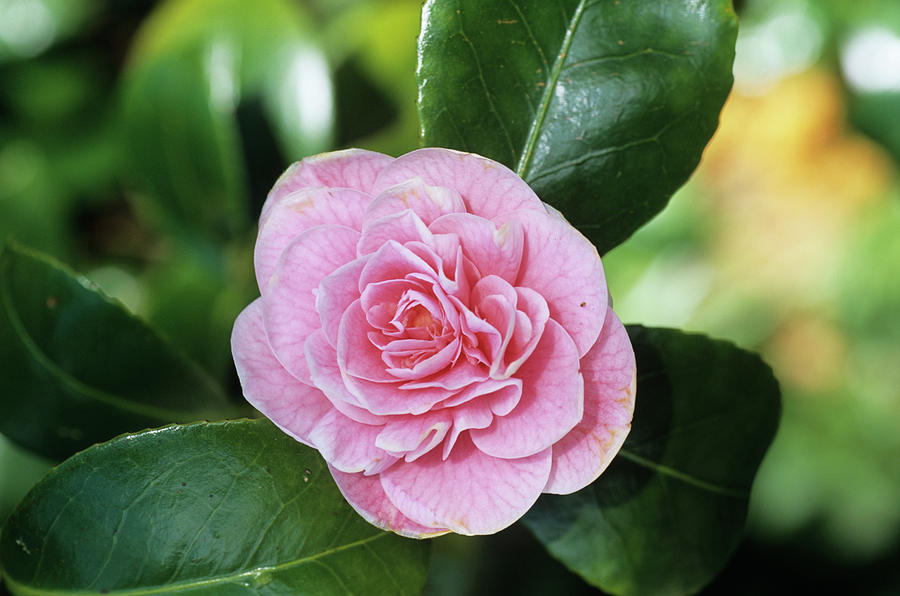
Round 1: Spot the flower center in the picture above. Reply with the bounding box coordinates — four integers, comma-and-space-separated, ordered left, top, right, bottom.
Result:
405, 305, 437, 332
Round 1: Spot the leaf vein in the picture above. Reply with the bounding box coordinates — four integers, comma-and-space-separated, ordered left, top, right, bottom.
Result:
617, 450, 748, 499
238, 467, 316, 569
31, 471, 95, 581
526, 119, 678, 185
164, 446, 268, 584
505, 0, 550, 72
562, 47, 685, 72
4, 534, 391, 596
85, 463, 181, 589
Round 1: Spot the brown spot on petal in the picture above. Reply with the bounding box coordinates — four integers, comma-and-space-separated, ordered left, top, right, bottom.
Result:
614, 386, 634, 407
290, 198, 315, 215
589, 431, 615, 452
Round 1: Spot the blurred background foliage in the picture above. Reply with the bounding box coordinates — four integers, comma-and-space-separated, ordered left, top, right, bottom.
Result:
0, 0, 898, 593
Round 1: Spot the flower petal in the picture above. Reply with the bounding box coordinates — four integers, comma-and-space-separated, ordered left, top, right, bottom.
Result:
260, 148, 391, 223
358, 209, 432, 256
343, 372, 457, 417
329, 467, 449, 538
372, 148, 545, 222
469, 275, 517, 369
544, 308, 636, 494
470, 319, 583, 459
515, 208, 608, 357
502, 286, 550, 377
307, 408, 395, 475
429, 213, 524, 283
375, 411, 453, 462
263, 225, 360, 384
366, 177, 466, 224
399, 360, 487, 391
438, 376, 521, 410
337, 300, 396, 382
255, 187, 371, 289
380, 434, 552, 535
317, 257, 367, 348
305, 329, 388, 425
231, 300, 331, 445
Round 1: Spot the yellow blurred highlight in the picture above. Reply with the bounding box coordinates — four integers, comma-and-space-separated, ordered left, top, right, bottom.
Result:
700, 70, 893, 307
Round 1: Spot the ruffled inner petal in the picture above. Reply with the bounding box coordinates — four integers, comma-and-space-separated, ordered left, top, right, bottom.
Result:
305, 329, 388, 425
358, 209, 433, 256
338, 300, 399, 383
429, 213, 524, 283
500, 286, 550, 378
470, 319, 584, 459
306, 408, 396, 475
317, 257, 368, 348
375, 411, 453, 463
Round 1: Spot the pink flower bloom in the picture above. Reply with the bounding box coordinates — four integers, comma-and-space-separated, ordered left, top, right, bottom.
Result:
232, 148, 636, 537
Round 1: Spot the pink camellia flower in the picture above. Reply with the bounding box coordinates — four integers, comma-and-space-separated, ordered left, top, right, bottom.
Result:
231, 148, 636, 537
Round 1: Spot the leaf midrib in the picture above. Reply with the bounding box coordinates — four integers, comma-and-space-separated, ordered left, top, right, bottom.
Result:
515, 0, 587, 178
618, 449, 749, 499
2, 533, 389, 596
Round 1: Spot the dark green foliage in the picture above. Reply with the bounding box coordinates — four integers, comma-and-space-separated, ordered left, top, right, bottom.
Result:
524, 326, 781, 595
1, 420, 429, 595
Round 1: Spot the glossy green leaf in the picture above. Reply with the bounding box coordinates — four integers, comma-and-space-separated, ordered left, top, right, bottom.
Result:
0, 419, 429, 596
0, 242, 236, 461
523, 326, 781, 595
418, 0, 737, 253
121, 0, 334, 241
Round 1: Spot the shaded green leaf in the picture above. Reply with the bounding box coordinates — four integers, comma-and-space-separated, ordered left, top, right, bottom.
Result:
524, 326, 781, 595
418, 0, 737, 253
120, 0, 334, 241
0, 419, 429, 596
0, 242, 236, 460
0, 0, 99, 63
141, 242, 256, 386
848, 91, 900, 165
